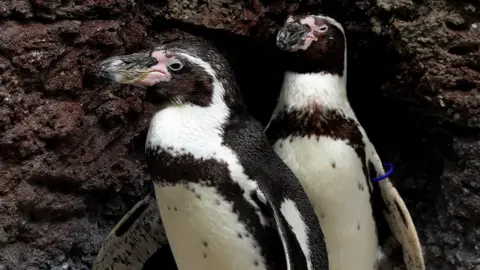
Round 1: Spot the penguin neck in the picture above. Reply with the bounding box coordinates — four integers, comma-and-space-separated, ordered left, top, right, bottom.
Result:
277, 69, 351, 115
145, 83, 234, 154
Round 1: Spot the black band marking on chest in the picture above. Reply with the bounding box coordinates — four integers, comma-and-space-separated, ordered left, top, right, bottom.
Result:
145, 146, 287, 269
266, 107, 392, 249
266, 107, 370, 190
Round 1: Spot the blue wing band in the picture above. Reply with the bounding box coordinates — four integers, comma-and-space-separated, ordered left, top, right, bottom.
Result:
370, 163, 394, 182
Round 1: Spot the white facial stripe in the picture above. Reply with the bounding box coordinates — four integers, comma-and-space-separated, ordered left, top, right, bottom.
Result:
176, 52, 227, 106
311, 15, 346, 36
176, 52, 216, 77
318, 25, 328, 32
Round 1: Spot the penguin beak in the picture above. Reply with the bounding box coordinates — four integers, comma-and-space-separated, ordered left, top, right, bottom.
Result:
95, 50, 171, 87
276, 22, 310, 51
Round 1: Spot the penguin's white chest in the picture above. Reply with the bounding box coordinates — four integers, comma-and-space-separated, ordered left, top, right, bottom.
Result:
273, 136, 379, 270
154, 184, 267, 270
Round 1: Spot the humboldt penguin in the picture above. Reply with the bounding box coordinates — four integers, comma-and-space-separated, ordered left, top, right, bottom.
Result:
95, 39, 329, 270
266, 14, 425, 270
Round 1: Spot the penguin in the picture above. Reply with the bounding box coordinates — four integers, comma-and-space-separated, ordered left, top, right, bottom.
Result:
266, 14, 426, 270
95, 39, 329, 270
92, 191, 178, 270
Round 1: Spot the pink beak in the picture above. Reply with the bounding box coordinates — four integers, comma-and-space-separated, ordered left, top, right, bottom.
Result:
96, 50, 171, 87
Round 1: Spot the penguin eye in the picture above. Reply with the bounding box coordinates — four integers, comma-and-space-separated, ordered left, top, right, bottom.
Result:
168, 60, 184, 72
318, 25, 328, 33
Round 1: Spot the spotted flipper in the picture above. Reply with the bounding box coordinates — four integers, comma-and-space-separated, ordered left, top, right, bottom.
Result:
369, 153, 425, 270
92, 193, 177, 270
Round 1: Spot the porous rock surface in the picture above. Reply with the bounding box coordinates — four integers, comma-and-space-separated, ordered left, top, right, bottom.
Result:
0, 0, 479, 269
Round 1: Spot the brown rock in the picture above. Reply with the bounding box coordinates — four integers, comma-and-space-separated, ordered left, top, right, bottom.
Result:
0, 0, 479, 269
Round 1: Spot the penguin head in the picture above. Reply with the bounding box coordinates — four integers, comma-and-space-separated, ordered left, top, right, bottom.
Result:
95, 40, 243, 109
276, 14, 346, 75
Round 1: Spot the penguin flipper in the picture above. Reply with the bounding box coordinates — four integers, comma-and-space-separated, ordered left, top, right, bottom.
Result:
252, 188, 300, 270
93, 192, 178, 270
368, 152, 425, 270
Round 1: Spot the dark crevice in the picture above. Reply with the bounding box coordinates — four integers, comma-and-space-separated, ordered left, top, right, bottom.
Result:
393, 7, 420, 22
454, 79, 477, 92
465, 62, 480, 73
82, 67, 100, 89
448, 43, 479, 55
58, 31, 79, 46
445, 20, 471, 31
44, 138, 61, 151
6, 10, 33, 21
129, 130, 149, 160
27, 175, 82, 195
61, 0, 74, 6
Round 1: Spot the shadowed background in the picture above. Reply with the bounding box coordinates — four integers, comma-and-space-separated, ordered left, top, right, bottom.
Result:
0, 0, 479, 269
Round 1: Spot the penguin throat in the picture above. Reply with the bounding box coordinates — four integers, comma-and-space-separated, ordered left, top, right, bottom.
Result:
145, 81, 233, 152
277, 71, 349, 113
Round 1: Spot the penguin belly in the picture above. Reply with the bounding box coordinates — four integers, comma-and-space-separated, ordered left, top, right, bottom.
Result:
273, 136, 378, 270
153, 184, 268, 270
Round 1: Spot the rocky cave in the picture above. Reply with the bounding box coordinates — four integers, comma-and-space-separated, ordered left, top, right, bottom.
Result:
0, 0, 479, 269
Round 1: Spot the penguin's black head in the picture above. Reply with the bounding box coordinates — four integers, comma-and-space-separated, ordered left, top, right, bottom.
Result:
276, 14, 346, 75
95, 40, 244, 109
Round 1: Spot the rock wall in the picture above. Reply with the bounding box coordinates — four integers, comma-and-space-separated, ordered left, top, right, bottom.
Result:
0, 0, 479, 269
